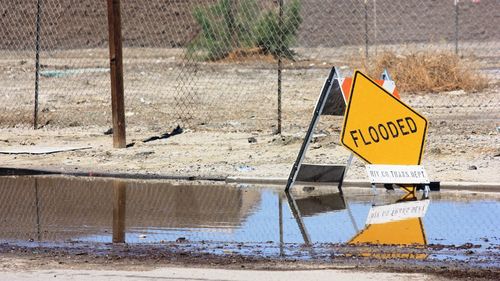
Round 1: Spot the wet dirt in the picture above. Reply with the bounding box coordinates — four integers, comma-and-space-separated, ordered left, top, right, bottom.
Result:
0, 242, 499, 280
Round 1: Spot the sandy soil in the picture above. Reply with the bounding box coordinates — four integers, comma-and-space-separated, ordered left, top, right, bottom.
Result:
0, 46, 498, 183
1, 46, 499, 183
0, 115, 498, 183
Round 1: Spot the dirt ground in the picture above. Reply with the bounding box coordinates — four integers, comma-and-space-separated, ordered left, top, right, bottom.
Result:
1, 44, 499, 184
0, 115, 499, 183
1, 0, 498, 50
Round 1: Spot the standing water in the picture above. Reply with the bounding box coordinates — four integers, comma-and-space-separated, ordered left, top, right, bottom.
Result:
0, 175, 498, 265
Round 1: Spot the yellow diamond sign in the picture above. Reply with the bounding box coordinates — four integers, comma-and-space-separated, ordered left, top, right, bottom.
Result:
341, 71, 428, 165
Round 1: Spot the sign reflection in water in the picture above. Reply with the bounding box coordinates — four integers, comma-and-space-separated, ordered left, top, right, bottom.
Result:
284, 188, 429, 259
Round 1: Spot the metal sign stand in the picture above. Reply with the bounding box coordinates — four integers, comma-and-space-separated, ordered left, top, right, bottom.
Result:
285, 67, 348, 192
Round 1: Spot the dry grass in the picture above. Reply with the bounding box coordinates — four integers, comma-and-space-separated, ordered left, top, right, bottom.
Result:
359, 51, 489, 93
218, 47, 277, 64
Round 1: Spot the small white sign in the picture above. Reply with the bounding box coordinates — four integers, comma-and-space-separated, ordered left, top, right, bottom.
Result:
366, 200, 430, 225
365, 164, 429, 184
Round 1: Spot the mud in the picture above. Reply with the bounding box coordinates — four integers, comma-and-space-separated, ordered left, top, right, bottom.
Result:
0, 243, 498, 280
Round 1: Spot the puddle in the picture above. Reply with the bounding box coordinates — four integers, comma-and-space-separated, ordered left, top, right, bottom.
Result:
0, 176, 498, 266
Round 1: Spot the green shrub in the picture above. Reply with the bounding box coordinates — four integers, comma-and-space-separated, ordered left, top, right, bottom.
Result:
189, 0, 235, 61
254, 0, 302, 59
188, 0, 302, 61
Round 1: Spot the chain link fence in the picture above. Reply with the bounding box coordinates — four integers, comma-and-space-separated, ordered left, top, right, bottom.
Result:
0, 0, 498, 131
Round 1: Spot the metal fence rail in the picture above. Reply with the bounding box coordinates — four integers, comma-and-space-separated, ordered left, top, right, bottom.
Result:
0, 0, 498, 131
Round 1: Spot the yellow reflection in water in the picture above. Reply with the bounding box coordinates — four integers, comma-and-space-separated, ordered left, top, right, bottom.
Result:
349, 217, 426, 245
348, 189, 429, 260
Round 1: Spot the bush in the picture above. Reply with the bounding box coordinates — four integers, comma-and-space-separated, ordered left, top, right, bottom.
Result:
359, 51, 488, 93
188, 0, 234, 61
188, 0, 302, 61
253, 0, 302, 59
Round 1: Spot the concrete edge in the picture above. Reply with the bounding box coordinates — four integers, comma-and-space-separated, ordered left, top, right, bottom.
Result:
1, 167, 498, 192
0, 167, 225, 182
225, 176, 500, 192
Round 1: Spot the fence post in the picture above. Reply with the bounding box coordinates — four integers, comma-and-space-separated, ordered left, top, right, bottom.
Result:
227, 0, 238, 48
277, 0, 283, 135
373, 0, 377, 57
364, 0, 369, 62
33, 0, 42, 129
454, 0, 459, 55
107, 0, 126, 148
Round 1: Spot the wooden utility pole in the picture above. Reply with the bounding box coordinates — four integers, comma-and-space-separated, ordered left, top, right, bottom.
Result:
107, 0, 126, 148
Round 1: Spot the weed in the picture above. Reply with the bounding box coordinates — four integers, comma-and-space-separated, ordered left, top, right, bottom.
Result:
359, 51, 488, 93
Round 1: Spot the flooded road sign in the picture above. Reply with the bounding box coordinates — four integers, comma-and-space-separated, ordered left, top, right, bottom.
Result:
287, 68, 408, 192
341, 71, 428, 165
